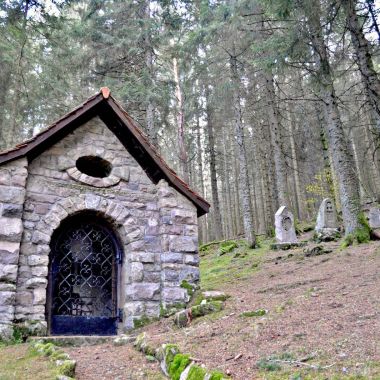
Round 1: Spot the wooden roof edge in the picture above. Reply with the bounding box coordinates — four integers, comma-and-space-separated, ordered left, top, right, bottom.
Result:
0, 90, 105, 164
0, 88, 210, 216
105, 95, 210, 216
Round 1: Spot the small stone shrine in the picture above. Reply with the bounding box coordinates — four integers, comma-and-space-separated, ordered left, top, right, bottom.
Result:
315, 198, 339, 231
274, 206, 297, 244
0, 88, 209, 339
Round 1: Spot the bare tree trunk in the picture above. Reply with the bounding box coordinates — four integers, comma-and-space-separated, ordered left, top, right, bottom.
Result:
343, 0, 380, 132
230, 53, 256, 247
205, 84, 223, 240
173, 56, 189, 183
262, 71, 289, 207
141, 0, 157, 147
309, 2, 361, 234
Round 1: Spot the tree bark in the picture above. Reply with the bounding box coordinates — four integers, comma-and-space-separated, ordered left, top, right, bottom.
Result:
309, 1, 361, 234
262, 71, 289, 207
343, 0, 380, 133
173, 56, 190, 183
229, 53, 256, 247
204, 84, 223, 240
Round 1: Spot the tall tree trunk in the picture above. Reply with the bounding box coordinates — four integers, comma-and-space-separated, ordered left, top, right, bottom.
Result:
343, 0, 380, 132
229, 53, 256, 247
142, 0, 157, 147
309, 1, 361, 234
262, 71, 289, 207
173, 56, 189, 183
204, 84, 223, 240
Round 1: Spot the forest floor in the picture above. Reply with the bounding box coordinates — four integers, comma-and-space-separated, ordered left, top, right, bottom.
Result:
141, 234, 380, 379
1, 234, 379, 379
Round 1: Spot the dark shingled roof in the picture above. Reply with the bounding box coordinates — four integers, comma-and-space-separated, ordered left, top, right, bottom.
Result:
0, 88, 210, 217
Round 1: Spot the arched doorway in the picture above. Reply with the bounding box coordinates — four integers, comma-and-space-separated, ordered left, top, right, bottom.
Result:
47, 212, 121, 335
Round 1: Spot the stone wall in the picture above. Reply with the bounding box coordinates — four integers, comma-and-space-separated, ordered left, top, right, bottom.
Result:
1, 116, 200, 335
0, 158, 28, 339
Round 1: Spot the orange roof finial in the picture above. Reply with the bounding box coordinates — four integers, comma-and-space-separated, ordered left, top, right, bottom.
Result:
100, 87, 110, 99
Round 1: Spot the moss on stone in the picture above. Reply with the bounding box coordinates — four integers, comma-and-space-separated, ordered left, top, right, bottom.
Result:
56, 360, 76, 377
187, 365, 206, 380
240, 308, 267, 317
180, 280, 195, 297
133, 315, 158, 329
209, 371, 228, 380
219, 241, 238, 255
342, 213, 371, 247
191, 301, 223, 318
164, 344, 180, 371
160, 302, 187, 318
168, 353, 191, 380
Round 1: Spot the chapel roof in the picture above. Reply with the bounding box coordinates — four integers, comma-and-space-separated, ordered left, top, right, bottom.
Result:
0, 87, 210, 216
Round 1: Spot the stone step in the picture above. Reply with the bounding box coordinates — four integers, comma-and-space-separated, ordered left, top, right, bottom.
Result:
28, 335, 118, 347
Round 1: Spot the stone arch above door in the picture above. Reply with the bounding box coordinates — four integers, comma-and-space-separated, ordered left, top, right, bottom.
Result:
34, 194, 143, 252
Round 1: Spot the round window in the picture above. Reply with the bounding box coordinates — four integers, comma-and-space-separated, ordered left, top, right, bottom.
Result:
76, 156, 112, 178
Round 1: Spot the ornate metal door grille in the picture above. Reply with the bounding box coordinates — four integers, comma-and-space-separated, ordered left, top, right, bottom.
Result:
49, 216, 120, 335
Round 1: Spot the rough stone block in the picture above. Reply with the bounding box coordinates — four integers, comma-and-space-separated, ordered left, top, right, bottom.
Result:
28, 255, 49, 266
123, 302, 145, 316
129, 262, 144, 282
0, 186, 25, 204
25, 277, 47, 289
32, 230, 50, 244
162, 287, 187, 303
0, 264, 18, 282
169, 236, 197, 253
132, 252, 155, 263
33, 288, 46, 305
0, 218, 23, 242
184, 254, 199, 266
2, 203, 23, 218
125, 283, 160, 301
0, 291, 15, 306
171, 209, 196, 225
161, 252, 183, 264
16, 291, 33, 306
179, 266, 200, 283
31, 266, 48, 277
0, 241, 20, 264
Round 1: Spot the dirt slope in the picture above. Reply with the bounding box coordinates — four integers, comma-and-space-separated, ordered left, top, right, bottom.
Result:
66, 237, 380, 379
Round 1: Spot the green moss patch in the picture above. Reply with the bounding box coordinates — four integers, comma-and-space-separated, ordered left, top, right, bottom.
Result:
240, 308, 267, 317
187, 365, 206, 380
169, 354, 191, 380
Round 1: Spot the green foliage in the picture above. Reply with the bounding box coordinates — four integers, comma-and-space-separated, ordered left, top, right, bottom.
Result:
169, 354, 191, 380
187, 365, 206, 380
219, 240, 238, 255
240, 308, 267, 317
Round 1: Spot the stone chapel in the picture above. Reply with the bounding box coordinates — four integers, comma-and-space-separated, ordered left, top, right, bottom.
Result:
0, 88, 209, 338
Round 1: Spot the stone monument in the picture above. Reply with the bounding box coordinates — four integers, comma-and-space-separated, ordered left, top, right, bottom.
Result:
315, 198, 340, 241
275, 206, 297, 244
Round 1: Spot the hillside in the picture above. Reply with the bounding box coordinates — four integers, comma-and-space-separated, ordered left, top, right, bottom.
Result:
64, 236, 380, 379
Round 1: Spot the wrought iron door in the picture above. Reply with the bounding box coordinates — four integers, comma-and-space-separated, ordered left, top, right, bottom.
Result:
49, 215, 120, 335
